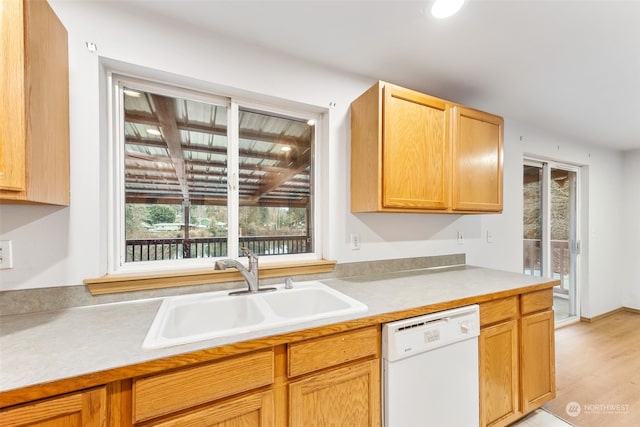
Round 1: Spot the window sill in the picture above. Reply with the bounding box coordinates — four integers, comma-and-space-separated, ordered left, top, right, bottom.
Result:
84, 259, 337, 295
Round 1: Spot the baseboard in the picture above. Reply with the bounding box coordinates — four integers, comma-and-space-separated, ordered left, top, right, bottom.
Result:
580, 306, 640, 323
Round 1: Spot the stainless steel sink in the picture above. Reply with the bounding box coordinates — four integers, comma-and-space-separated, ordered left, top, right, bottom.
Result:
142, 281, 367, 349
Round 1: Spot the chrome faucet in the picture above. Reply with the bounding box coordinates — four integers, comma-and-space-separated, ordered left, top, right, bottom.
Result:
215, 247, 276, 295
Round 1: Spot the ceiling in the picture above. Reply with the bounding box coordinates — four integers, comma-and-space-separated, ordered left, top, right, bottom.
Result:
120, 0, 640, 151
123, 89, 312, 207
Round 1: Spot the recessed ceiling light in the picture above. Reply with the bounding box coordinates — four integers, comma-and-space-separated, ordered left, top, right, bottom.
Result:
281, 146, 292, 152
147, 129, 161, 136
124, 88, 142, 97
431, 0, 465, 19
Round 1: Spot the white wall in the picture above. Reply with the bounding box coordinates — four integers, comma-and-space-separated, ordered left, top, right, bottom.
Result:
622, 149, 640, 309
487, 119, 626, 318
0, 1, 633, 318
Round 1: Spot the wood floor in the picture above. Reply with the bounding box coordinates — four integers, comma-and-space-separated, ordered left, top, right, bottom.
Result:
544, 310, 640, 427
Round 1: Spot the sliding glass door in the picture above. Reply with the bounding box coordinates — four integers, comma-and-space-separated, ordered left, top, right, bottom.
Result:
523, 160, 580, 323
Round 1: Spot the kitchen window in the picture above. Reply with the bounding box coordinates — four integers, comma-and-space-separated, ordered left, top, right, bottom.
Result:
106, 74, 323, 277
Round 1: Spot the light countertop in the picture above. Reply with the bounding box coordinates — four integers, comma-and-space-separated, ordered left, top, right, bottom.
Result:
0, 265, 556, 395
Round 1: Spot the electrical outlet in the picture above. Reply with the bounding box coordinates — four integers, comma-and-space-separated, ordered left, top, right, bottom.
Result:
486, 230, 494, 243
0, 240, 13, 270
457, 232, 464, 245
350, 233, 361, 250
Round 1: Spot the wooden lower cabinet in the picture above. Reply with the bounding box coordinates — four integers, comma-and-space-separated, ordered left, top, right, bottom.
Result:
289, 359, 380, 427
131, 348, 274, 423
127, 327, 380, 427
0, 387, 106, 427
479, 290, 556, 427
521, 310, 556, 413
0, 290, 556, 427
479, 320, 520, 427
143, 390, 274, 427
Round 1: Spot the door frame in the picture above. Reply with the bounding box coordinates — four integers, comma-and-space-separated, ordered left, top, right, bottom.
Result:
524, 157, 582, 325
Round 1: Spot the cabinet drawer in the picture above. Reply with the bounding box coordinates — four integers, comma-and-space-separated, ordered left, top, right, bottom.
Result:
288, 326, 378, 377
133, 348, 274, 422
479, 296, 519, 327
521, 288, 553, 315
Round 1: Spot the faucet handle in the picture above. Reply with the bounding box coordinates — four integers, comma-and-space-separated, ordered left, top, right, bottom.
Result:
284, 277, 294, 289
240, 247, 257, 259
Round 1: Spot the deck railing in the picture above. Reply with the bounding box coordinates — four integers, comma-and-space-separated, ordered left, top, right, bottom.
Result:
126, 235, 309, 262
523, 239, 570, 293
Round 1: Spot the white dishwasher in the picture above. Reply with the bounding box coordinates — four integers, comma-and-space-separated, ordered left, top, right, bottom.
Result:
382, 304, 480, 427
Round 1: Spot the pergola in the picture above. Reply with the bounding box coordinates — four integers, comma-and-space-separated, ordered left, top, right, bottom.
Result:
123, 90, 313, 236
121, 89, 313, 259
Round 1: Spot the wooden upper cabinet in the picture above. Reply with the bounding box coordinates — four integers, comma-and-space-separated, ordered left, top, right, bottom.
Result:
382, 84, 449, 210
351, 81, 449, 212
0, 0, 26, 193
451, 106, 503, 212
0, 0, 70, 205
350, 81, 503, 214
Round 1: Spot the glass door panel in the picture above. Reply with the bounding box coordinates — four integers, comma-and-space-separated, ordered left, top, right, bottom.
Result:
523, 165, 543, 276
523, 161, 579, 323
550, 168, 577, 321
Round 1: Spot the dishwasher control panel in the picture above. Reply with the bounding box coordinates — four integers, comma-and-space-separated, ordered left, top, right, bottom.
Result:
382, 304, 479, 362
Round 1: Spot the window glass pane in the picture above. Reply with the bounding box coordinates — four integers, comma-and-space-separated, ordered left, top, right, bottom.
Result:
237, 108, 313, 256
523, 164, 543, 276
123, 88, 229, 263
550, 168, 576, 295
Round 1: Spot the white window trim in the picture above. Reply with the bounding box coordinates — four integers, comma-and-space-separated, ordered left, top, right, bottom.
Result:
105, 70, 324, 275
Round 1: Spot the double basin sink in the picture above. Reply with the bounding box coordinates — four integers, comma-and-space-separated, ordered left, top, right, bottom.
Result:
142, 281, 368, 349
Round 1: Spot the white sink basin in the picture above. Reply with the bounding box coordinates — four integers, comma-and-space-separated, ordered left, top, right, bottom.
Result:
142, 281, 367, 349
159, 295, 266, 339
259, 286, 360, 318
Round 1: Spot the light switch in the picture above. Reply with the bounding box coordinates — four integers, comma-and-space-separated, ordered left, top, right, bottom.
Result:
350, 233, 361, 250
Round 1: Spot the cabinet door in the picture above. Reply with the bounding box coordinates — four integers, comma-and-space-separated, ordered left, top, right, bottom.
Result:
382, 85, 449, 210
0, 387, 106, 427
0, 0, 69, 205
451, 106, 503, 212
521, 310, 556, 413
479, 320, 520, 427
0, 0, 27, 192
289, 359, 380, 427
147, 390, 274, 427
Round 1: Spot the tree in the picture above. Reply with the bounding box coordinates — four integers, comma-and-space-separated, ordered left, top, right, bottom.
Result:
147, 205, 176, 224
125, 204, 152, 238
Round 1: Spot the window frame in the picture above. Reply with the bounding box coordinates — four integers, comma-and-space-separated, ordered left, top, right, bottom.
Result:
106, 71, 324, 276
